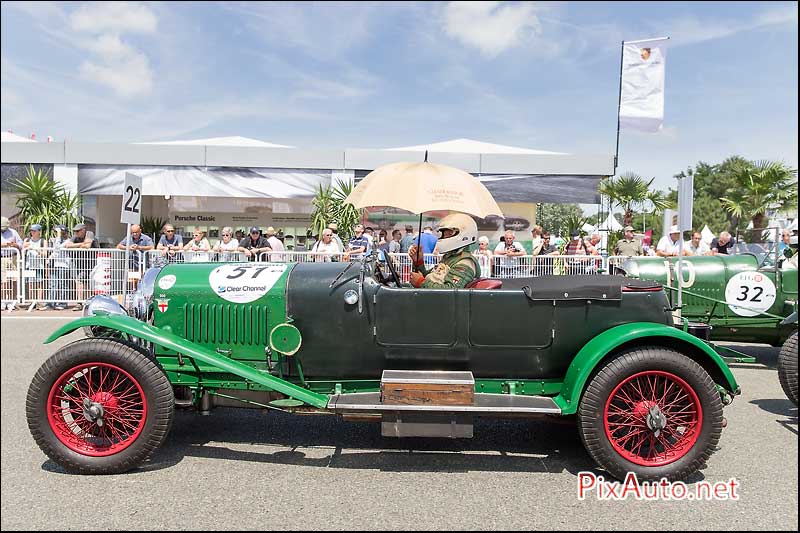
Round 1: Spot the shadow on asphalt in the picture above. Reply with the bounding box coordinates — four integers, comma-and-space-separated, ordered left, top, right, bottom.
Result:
41, 409, 711, 483
722, 343, 781, 370
749, 398, 798, 435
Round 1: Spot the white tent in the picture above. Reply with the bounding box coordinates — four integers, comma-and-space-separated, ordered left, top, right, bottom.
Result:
701, 225, 715, 244
381, 138, 608, 204
581, 222, 596, 234
598, 212, 623, 232
1, 131, 36, 142
386, 138, 565, 155
138, 136, 293, 148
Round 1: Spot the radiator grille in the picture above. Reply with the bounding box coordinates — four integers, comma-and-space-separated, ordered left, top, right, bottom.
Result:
183, 303, 269, 346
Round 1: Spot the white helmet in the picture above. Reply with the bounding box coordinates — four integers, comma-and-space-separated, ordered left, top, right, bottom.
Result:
435, 213, 478, 254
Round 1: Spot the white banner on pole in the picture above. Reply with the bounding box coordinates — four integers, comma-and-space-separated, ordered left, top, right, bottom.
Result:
619, 37, 669, 133
678, 175, 694, 232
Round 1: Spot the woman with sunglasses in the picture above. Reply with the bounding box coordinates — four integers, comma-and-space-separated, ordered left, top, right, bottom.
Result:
213, 226, 240, 262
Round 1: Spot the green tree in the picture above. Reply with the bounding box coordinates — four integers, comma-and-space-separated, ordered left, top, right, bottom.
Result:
599, 172, 671, 227
536, 203, 585, 238
720, 160, 797, 237
668, 157, 744, 233
11, 165, 82, 237
310, 178, 364, 239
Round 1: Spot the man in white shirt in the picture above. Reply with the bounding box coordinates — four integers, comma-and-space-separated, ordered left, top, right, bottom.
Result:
656, 225, 683, 257
494, 230, 527, 275
684, 231, 710, 256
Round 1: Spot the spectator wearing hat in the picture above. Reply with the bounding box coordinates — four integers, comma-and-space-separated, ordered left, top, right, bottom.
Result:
23, 224, 49, 309
64, 222, 96, 310
48, 225, 71, 310
1, 216, 23, 310
564, 230, 592, 274
237, 227, 271, 261
656, 225, 683, 257
710, 231, 736, 255
327, 223, 345, 253
614, 226, 644, 257
264, 226, 285, 261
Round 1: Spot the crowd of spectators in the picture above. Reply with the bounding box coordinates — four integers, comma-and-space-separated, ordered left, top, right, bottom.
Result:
2, 216, 797, 311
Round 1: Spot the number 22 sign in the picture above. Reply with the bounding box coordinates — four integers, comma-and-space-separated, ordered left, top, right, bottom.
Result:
120, 172, 143, 225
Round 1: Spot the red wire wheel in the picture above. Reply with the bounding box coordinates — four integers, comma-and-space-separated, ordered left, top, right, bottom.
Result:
603, 370, 702, 467
578, 347, 725, 482
28, 338, 174, 474
47, 362, 147, 456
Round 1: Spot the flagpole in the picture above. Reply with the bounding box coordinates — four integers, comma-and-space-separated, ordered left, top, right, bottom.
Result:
614, 39, 624, 174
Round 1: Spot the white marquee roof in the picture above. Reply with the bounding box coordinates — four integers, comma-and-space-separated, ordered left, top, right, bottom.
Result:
386, 138, 565, 155
139, 136, 293, 148
1, 131, 36, 143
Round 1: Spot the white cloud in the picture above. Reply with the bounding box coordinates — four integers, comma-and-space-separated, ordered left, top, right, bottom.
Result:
656, 4, 798, 47
69, 1, 157, 34
79, 52, 153, 99
63, 2, 158, 98
441, 1, 543, 57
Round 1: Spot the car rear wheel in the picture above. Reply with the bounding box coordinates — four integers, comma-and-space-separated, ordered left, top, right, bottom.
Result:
578, 346, 724, 482
778, 331, 798, 406
26, 338, 174, 474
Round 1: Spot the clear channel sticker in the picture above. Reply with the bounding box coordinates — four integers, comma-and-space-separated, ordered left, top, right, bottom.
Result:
208, 263, 288, 304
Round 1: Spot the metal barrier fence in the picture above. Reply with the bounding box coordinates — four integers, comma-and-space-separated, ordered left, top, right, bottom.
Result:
3, 248, 645, 308
144, 249, 248, 269
1, 249, 22, 308
15, 248, 142, 309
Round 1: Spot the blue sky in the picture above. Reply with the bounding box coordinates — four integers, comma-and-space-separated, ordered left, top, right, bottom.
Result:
1, 1, 797, 195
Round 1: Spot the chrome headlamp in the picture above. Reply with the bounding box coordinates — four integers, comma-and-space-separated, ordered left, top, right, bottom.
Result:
126, 266, 162, 321
82, 294, 128, 338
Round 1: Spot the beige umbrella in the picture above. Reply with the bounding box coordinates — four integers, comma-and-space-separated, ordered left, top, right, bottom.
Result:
345, 155, 503, 272
345, 159, 503, 218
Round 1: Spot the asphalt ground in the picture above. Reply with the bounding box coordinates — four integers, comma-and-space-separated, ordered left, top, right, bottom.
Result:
1, 316, 797, 531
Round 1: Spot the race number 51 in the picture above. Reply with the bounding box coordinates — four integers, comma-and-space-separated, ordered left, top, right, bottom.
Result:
120, 172, 143, 225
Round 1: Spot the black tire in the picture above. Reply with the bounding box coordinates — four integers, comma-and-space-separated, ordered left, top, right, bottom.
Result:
578, 346, 724, 482
778, 331, 798, 406
26, 338, 174, 474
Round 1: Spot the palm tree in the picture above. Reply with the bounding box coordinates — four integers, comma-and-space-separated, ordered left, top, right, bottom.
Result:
720, 160, 798, 236
10, 165, 83, 236
599, 172, 671, 228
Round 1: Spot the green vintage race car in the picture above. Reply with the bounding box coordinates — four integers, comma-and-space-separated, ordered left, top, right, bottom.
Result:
619, 242, 798, 404
26, 253, 741, 481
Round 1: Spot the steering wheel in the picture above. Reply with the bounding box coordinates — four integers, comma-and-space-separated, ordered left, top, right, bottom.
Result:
384, 252, 402, 287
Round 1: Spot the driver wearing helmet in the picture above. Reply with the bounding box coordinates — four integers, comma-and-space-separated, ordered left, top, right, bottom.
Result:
407, 213, 480, 289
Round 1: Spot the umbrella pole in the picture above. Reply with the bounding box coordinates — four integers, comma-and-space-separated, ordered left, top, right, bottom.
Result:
415, 213, 423, 272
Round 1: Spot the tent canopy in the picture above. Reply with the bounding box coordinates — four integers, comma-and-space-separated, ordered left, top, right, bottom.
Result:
386, 138, 564, 155
701, 225, 715, 244
598, 213, 623, 231
138, 136, 293, 148
1, 131, 36, 142
78, 165, 330, 198
384, 138, 600, 204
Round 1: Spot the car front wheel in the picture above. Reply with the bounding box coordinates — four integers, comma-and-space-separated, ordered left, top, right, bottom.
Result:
578, 346, 724, 482
26, 338, 174, 474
